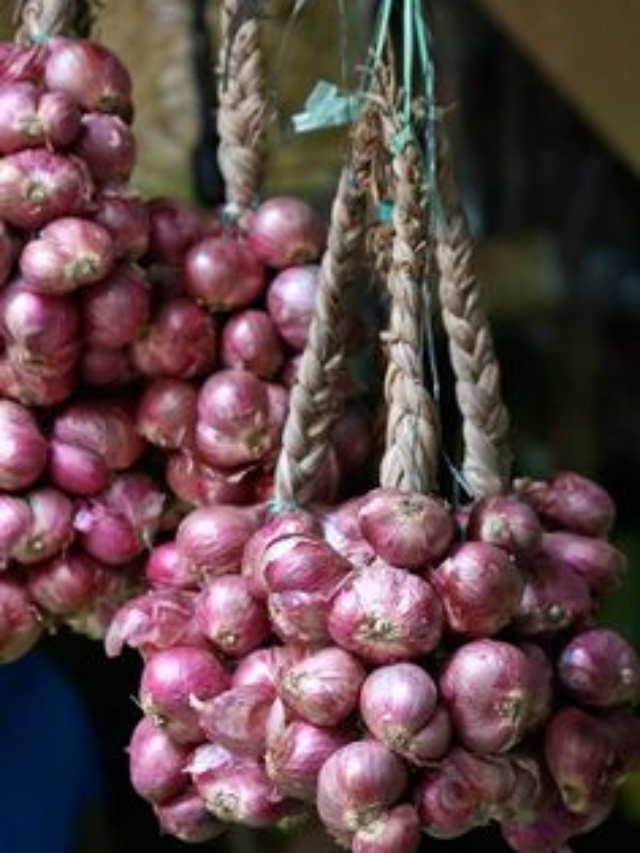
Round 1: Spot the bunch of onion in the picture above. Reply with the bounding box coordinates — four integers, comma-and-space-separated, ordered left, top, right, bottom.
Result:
106, 469, 639, 852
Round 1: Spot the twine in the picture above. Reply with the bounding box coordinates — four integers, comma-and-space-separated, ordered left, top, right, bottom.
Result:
13, 0, 95, 44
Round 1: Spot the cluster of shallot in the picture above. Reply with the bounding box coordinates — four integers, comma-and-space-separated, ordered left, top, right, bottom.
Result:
112, 470, 640, 850
0, 37, 372, 665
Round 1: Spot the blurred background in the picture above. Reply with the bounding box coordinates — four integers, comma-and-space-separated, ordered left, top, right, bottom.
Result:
1, 0, 639, 850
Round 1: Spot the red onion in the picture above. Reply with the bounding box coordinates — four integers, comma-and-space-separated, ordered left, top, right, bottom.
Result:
0, 577, 43, 663
93, 190, 150, 259
75, 473, 165, 565
136, 378, 197, 450
0, 357, 77, 406
153, 788, 225, 843
44, 38, 132, 118
147, 198, 215, 266
176, 505, 261, 580
439, 639, 538, 754
53, 399, 144, 474
195, 575, 269, 656
20, 216, 114, 294
263, 534, 350, 595
268, 587, 335, 647
0, 496, 32, 568
26, 550, 100, 616
358, 488, 455, 569
322, 498, 377, 570
407, 705, 453, 765
536, 531, 626, 598
220, 309, 285, 377
332, 407, 374, 476
195, 685, 272, 756
248, 196, 326, 269
266, 265, 319, 350
603, 710, 640, 776
80, 346, 134, 386
145, 543, 194, 591
105, 590, 203, 658
196, 370, 277, 468
558, 628, 640, 708
37, 90, 83, 147
493, 751, 549, 825
165, 450, 254, 507
416, 756, 491, 839
197, 758, 294, 827
431, 541, 524, 636
232, 646, 304, 697
514, 556, 592, 636
328, 563, 443, 664
265, 698, 350, 799
74, 112, 135, 185
519, 642, 553, 731
11, 487, 74, 565
0, 149, 92, 229
316, 741, 408, 833
82, 263, 150, 348
0, 44, 45, 85
140, 645, 230, 744
0, 399, 47, 491
0, 82, 44, 152
128, 717, 191, 804
516, 471, 615, 536
49, 439, 109, 496
0, 221, 16, 285
278, 646, 365, 727
130, 297, 217, 379
501, 800, 583, 853
352, 804, 421, 853
65, 563, 138, 640
241, 510, 320, 599
184, 234, 266, 310
359, 664, 438, 757
545, 707, 618, 814
466, 495, 543, 557
1, 279, 81, 370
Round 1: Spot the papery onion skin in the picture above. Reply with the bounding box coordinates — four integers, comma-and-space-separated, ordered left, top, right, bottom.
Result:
81, 263, 150, 349
145, 543, 195, 591
10, 487, 74, 565
195, 685, 272, 757
128, 716, 191, 804
352, 804, 421, 853
516, 471, 615, 537
176, 505, 261, 581
153, 787, 226, 843
49, 438, 109, 496
139, 645, 230, 744
0, 399, 48, 491
165, 450, 254, 508
558, 628, 640, 708
248, 196, 326, 269
536, 531, 626, 598
195, 574, 269, 657
232, 646, 304, 697
136, 378, 198, 450
27, 551, 100, 616
358, 488, 455, 569
266, 265, 319, 351
184, 235, 266, 311
466, 495, 543, 558
93, 190, 150, 259
0, 577, 43, 663
514, 556, 592, 637
74, 112, 136, 186
0, 496, 32, 568
80, 346, 134, 387
220, 309, 285, 378
147, 197, 213, 266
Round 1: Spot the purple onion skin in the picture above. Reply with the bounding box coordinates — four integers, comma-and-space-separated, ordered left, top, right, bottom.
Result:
195, 685, 272, 757
431, 541, 524, 637
603, 711, 640, 776
501, 800, 582, 853
538, 531, 626, 598
0, 496, 31, 568
558, 628, 640, 707
198, 760, 295, 828
519, 643, 553, 732
153, 787, 226, 843
328, 562, 444, 665
516, 471, 615, 537
352, 804, 421, 853
415, 759, 482, 839
316, 741, 408, 834
439, 639, 539, 754
466, 494, 543, 557
545, 707, 619, 814
514, 556, 592, 637
268, 587, 335, 647
195, 575, 269, 657
128, 717, 190, 804
0, 399, 48, 492
0, 577, 43, 663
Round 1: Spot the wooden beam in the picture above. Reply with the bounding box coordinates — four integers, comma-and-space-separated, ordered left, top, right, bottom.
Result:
476, 0, 640, 176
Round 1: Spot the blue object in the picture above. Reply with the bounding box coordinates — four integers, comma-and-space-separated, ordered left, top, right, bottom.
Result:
0, 651, 103, 853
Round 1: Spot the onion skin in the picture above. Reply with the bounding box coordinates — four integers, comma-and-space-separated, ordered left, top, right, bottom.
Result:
176, 505, 261, 580
268, 586, 335, 647
431, 542, 524, 636
537, 531, 626, 598
184, 235, 266, 310
128, 717, 190, 804
139, 645, 230, 744
147, 198, 213, 266
558, 628, 640, 708
81, 263, 150, 349
153, 788, 225, 843
278, 646, 365, 727
514, 556, 592, 636
11, 487, 74, 565
20, 216, 115, 294
197, 759, 294, 828
44, 38, 133, 118
80, 346, 134, 387
165, 450, 255, 508
352, 804, 421, 853
0, 356, 77, 406
136, 378, 197, 450
316, 741, 408, 834
232, 646, 304, 697
27, 551, 100, 617
0, 399, 48, 491
328, 563, 444, 664
0, 149, 92, 229
358, 488, 455, 569
516, 471, 615, 537
263, 534, 350, 595
439, 639, 539, 754
466, 495, 543, 557
49, 439, 109, 497
195, 575, 269, 657
195, 685, 273, 757
74, 112, 136, 186
248, 196, 326, 269
93, 190, 150, 259
266, 265, 319, 351
220, 309, 285, 377
145, 543, 195, 591
500, 800, 584, 853
0, 496, 32, 568
0, 577, 43, 663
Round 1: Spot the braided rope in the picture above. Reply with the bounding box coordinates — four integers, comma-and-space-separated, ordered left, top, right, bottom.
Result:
14, 0, 78, 44
217, 0, 269, 215
378, 117, 440, 493
436, 136, 512, 497
274, 120, 371, 507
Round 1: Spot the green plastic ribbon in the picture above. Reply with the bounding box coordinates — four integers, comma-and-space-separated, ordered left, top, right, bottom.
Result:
292, 80, 361, 133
